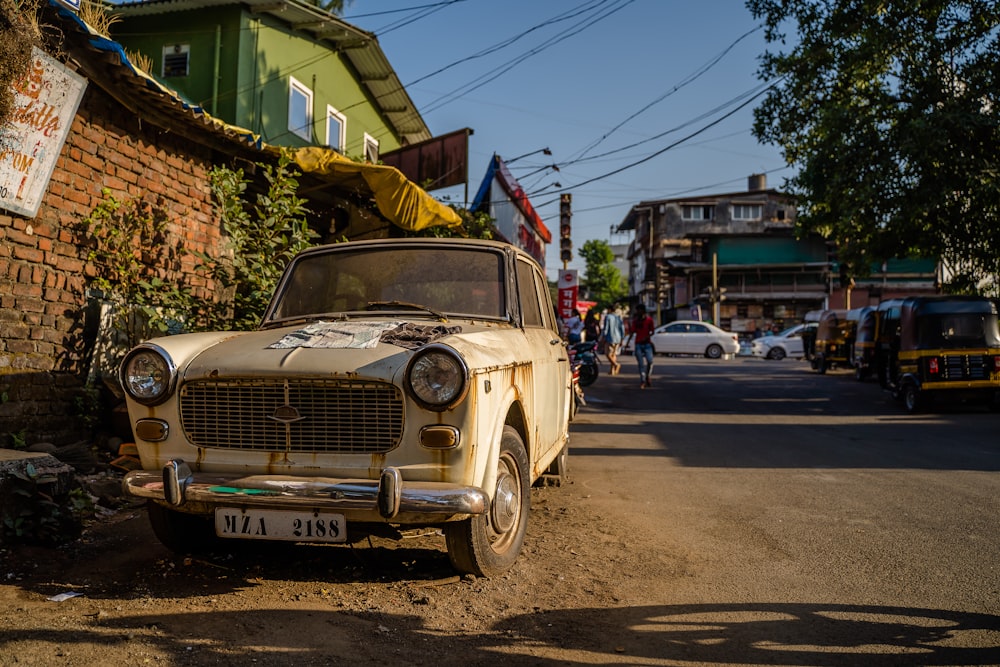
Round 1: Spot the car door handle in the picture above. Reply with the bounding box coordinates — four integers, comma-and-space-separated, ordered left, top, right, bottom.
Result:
551, 339, 563, 345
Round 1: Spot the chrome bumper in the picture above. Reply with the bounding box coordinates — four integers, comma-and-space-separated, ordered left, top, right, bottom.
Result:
122, 459, 488, 520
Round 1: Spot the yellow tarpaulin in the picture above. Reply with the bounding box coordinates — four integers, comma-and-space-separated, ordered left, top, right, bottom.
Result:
285, 146, 462, 232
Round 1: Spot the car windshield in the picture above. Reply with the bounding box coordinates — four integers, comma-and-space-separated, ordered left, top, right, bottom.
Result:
916, 313, 1000, 349
777, 326, 800, 337
266, 246, 507, 323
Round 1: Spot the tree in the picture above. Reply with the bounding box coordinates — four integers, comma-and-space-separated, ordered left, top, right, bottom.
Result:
578, 239, 627, 307
303, 0, 348, 15
748, 0, 1000, 294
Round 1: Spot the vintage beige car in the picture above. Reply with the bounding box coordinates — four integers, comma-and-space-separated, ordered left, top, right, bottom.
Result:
119, 238, 572, 576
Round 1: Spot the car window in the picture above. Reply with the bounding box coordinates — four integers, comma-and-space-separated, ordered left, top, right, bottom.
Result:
689, 324, 709, 333
269, 247, 506, 321
515, 259, 544, 328
665, 323, 687, 334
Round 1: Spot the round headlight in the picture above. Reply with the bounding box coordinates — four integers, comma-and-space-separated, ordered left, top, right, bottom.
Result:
407, 347, 468, 410
120, 345, 176, 406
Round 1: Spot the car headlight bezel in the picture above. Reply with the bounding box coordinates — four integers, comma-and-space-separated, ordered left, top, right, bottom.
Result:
119, 343, 177, 406
405, 344, 470, 412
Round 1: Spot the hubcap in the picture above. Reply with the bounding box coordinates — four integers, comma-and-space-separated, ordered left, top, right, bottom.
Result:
491, 471, 519, 533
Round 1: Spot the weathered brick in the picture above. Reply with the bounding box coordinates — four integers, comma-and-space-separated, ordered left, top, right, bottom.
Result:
12, 283, 43, 299
12, 246, 43, 263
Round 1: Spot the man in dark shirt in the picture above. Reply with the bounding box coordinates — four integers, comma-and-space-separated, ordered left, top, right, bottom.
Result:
632, 304, 655, 388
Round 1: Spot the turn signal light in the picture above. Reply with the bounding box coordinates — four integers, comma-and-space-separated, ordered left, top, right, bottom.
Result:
928, 357, 940, 375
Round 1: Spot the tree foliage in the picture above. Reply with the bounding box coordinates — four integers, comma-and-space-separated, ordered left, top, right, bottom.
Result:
578, 239, 627, 307
748, 0, 1000, 294
197, 151, 317, 331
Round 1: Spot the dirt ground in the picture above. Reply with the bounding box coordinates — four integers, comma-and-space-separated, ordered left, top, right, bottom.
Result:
0, 475, 644, 666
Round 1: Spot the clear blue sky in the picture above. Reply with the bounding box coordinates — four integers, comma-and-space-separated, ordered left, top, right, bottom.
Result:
343, 0, 792, 281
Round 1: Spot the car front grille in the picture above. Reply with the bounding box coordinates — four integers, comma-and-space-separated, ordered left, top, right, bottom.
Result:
179, 379, 404, 454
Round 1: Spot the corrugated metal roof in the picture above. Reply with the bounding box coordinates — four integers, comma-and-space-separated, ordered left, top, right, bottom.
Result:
113, 0, 431, 145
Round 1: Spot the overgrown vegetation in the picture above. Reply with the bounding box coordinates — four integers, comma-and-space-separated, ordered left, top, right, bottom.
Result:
0, 0, 42, 125
194, 152, 317, 331
79, 152, 317, 373
0, 466, 92, 547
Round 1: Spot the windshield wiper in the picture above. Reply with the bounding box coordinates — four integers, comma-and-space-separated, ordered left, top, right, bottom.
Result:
261, 312, 351, 330
366, 300, 448, 322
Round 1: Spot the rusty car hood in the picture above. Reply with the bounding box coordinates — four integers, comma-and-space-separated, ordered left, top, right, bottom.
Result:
172, 318, 516, 383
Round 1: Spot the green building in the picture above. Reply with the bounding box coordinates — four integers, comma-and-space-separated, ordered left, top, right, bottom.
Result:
111, 0, 431, 160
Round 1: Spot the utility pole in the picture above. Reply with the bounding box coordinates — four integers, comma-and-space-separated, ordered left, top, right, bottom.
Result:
559, 193, 572, 270
703, 253, 726, 325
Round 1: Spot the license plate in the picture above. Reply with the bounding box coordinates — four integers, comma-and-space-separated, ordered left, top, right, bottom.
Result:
215, 508, 346, 543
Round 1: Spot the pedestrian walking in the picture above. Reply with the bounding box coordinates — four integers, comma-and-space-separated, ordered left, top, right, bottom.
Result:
601, 303, 625, 375
565, 308, 584, 344
584, 309, 601, 343
631, 303, 655, 388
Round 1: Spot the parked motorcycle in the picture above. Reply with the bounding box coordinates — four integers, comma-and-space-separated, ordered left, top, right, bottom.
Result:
570, 340, 600, 388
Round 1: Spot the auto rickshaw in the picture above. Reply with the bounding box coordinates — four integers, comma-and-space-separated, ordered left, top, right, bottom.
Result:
811, 309, 853, 373
850, 306, 877, 380
873, 296, 1000, 412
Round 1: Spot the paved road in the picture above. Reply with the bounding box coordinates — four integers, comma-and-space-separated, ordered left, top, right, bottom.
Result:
568, 353, 1000, 665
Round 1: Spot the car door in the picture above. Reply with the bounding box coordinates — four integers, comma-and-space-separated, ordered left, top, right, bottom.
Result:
687, 323, 712, 354
655, 323, 688, 354
784, 327, 804, 357
515, 258, 569, 460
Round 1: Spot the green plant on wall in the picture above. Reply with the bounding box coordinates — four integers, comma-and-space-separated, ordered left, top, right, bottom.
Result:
190, 151, 317, 331
79, 190, 186, 383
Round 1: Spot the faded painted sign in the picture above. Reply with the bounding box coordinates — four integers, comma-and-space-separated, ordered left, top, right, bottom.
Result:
0, 47, 87, 218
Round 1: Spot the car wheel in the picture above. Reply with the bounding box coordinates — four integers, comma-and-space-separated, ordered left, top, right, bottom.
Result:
538, 443, 569, 487
902, 383, 924, 413
147, 502, 220, 554
446, 426, 530, 577
767, 347, 786, 361
705, 344, 723, 359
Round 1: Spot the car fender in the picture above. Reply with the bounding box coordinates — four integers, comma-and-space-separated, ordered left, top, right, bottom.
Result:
474, 377, 523, 502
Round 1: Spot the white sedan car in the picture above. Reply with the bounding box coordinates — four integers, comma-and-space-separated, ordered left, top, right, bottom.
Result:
750, 323, 817, 360
649, 320, 740, 359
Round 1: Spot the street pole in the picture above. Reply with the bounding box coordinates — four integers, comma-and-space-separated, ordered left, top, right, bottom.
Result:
712, 253, 720, 326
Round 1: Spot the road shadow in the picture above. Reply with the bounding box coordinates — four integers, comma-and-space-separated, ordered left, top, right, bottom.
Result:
572, 357, 1000, 470
1, 602, 997, 665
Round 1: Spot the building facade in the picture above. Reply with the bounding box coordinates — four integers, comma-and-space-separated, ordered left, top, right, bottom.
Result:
618, 175, 825, 334
112, 0, 431, 159
617, 174, 941, 334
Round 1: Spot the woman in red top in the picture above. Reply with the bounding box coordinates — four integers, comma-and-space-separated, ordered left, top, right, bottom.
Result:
632, 304, 655, 388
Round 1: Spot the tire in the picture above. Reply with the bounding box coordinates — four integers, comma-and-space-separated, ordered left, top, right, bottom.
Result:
816, 355, 827, 374
902, 383, 924, 413
767, 347, 786, 361
578, 362, 599, 387
147, 502, 220, 554
538, 443, 569, 487
705, 344, 723, 359
446, 426, 530, 577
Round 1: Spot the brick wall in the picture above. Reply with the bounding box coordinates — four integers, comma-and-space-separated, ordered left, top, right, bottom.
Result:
0, 81, 222, 446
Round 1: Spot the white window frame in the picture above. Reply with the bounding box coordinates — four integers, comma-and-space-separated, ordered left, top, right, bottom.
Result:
732, 203, 763, 220
326, 105, 346, 151
681, 204, 715, 221
288, 76, 313, 141
364, 132, 379, 163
